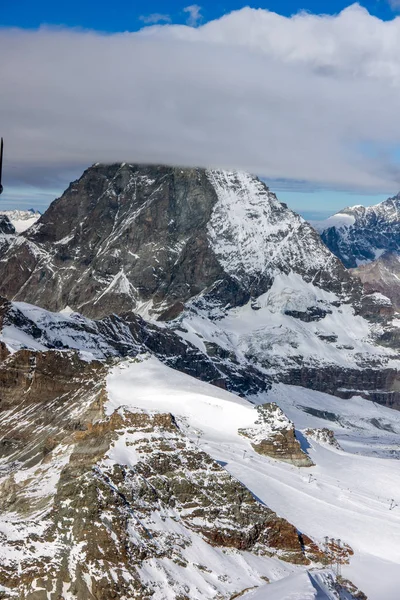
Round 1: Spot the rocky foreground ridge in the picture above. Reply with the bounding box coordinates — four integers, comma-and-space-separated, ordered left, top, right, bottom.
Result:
0, 342, 364, 599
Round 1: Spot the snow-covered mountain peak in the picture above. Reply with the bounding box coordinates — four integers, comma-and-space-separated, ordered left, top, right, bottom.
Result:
0, 163, 359, 320
207, 169, 342, 285
0, 163, 398, 403
311, 192, 400, 268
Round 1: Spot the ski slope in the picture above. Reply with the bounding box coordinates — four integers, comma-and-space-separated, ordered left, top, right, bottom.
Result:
107, 356, 400, 600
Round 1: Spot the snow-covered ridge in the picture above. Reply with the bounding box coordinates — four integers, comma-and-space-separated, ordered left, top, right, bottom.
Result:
313, 194, 400, 233
309, 193, 400, 268
0, 209, 41, 233
207, 170, 339, 281
310, 212, 356, 234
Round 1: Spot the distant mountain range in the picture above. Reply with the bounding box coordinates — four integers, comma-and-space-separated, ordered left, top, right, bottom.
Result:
310, 193, 400, 315
310, 193, 400, 268
0, 208, 41, 233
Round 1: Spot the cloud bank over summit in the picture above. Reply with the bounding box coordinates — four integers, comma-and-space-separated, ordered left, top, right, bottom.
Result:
2, 3, 400, 198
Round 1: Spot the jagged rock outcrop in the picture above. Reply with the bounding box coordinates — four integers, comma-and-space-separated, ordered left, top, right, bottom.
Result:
0, 215, 15, 259
304, 428, 342, 450
0, 345, 106, 468
239, 403, 314, 467
312, 193, 400, 268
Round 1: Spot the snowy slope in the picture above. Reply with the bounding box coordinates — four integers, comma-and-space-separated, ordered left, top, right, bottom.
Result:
241, 571, 345, 600
175, 272, 398, 374
107, 356, 400, 600
207, 170, 339, 281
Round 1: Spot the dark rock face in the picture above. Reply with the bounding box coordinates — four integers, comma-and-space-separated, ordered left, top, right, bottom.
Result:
304, 428, 342, 450
0, 164, 360, 320
278, 366, 400, 409
316, 194, 400, 268
0, 165, 225, 319
284, 306, 332, 322
0, 215, 15, 258
0, 214, 15, 235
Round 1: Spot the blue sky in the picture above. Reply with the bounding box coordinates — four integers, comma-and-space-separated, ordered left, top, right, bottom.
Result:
1, 1, 400, 218
1, 1, 398, 30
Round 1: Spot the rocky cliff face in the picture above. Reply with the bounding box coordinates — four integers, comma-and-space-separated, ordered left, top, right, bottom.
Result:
0, 215, 15, 235
0, 164, 358, 320
0, 215, 15, 259
312, 194, 400, 268
351, 252, 400, 312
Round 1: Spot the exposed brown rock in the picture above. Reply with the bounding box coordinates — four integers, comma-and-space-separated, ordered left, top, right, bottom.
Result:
239, 403, 314, 467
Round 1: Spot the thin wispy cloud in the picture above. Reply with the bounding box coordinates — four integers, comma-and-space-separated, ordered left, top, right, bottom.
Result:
388, 0, 400, 9
1, 4, 400, 201
139, 13, 171, 25
183, 5, 202, 27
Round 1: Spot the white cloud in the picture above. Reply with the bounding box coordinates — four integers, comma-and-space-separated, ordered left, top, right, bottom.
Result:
183, 5, 202, 27
2, 4, 400, 201
139, 13, 171, 25
388, 0, 400, 10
